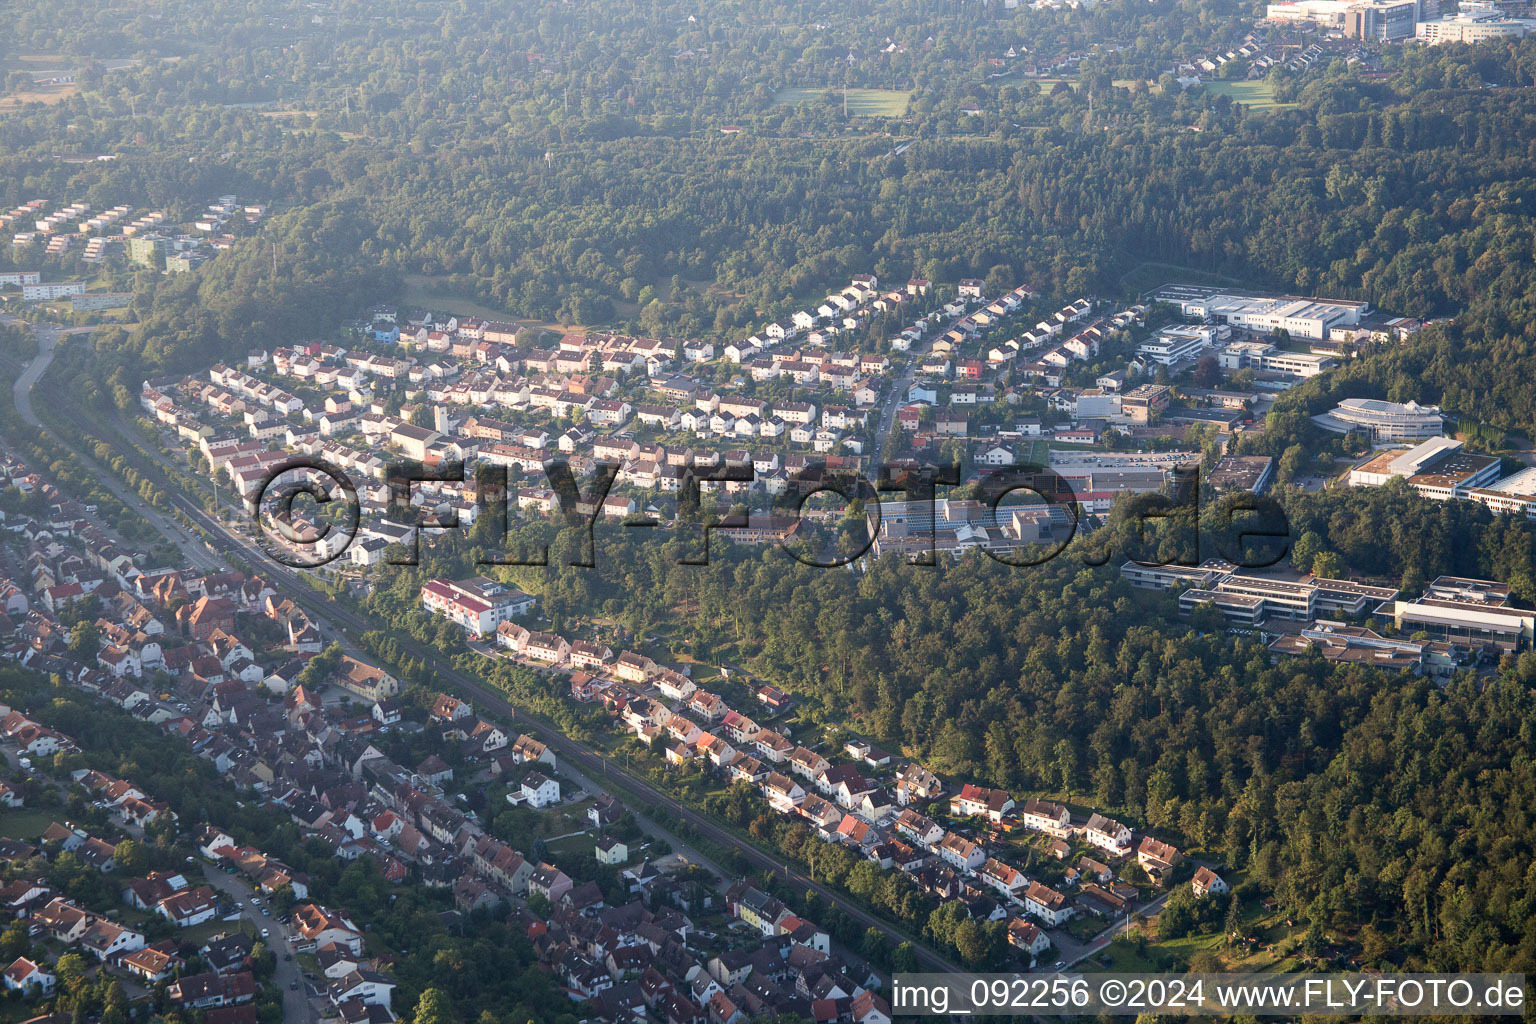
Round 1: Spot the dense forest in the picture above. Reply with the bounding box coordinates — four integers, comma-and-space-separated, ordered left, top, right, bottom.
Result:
4, 1, 1536, 438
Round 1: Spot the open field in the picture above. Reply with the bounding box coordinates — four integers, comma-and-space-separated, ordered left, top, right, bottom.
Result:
0, 82, 78, 110
0, 807, 57, 840
1201, 80, 1295, 111
774, 87, 912, 116
0, 54, 83, 110
398, 275, 581, 336
1096, 937, 1163, 971
545, 831, 597, 859
398, 274, 515, 321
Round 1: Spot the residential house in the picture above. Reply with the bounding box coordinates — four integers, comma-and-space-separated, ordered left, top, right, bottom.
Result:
949, 784, 1014, 822
1084, 813, 1132, 855
1024, 881, 1073, 927
1191, 867, 1229, 897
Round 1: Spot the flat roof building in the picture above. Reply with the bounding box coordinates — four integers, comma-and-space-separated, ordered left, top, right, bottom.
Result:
1315, 398, 1445, 441
1379, 576, 1536, 651
1147, 284, 1369, 341
1268, 0, 1425, 37
1136, 326, 1222, 366
1120, 383, 1173, 424
1268, 621, 1423, 672
1206, 455, 1276, 494
1467, 466, 1536, 519
1121, 559, 1235, 591
1348, 437, 1502, 500
1127, 560, 1398, 626
1417, 6, 1536, 41
1259, 351, 1337, 379
1345, 0, 1421, 38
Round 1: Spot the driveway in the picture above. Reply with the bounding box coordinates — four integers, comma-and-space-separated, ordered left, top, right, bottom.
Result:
1056, 886, 1177, 968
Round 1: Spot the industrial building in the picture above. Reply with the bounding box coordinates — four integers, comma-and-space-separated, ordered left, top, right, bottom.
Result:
1378, 576, 1536, 651
1347, 437, 1501, 499
1147, 284, 1369, 341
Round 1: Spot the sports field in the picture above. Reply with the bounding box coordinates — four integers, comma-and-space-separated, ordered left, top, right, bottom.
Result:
1201, 80, 1295, 111
774, 87, 913, 115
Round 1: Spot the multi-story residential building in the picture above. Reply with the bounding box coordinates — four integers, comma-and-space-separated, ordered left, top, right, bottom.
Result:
420, 577, 535, 636
937, 832, 987, 873
1018, 798, 1071, 834
949, 783, 1015, 821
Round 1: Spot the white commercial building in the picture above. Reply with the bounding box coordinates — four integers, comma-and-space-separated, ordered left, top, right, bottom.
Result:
1259, 351, 1336, 378
1149, 285, 1369, 341
1136, 324, 1223, 365
1467, 467, 1536, 519
1314, 398, 1445, 441
1217, 339, 1276, 369
1417, 5, 1536, 41
1347, 436, 1501, 499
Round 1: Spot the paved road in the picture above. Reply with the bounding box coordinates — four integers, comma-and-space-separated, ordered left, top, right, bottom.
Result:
5, 316, 97, 427
92, 415, 969, 974
873, 344, 920, 456
9, 322, 59, 427
9, 335, 225, 574
199, 863, 317, 1023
